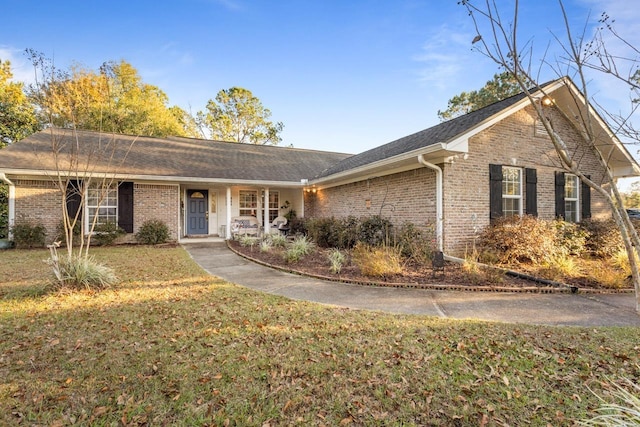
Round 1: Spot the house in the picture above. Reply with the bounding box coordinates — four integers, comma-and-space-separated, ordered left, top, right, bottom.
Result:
1, 77, 638, 255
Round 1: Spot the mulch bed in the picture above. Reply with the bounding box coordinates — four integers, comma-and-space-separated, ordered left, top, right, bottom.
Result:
227, 241, 627, 293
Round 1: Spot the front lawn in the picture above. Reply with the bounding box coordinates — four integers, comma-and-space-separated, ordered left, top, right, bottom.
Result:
1, 246, 639, 426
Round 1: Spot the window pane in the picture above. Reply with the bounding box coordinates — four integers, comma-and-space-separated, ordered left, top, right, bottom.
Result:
565, 175, 578, 199
565, 201, 578, 223
503, 198, 521, 217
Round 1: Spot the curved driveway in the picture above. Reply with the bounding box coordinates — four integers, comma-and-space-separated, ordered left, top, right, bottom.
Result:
183, 242, 640, 327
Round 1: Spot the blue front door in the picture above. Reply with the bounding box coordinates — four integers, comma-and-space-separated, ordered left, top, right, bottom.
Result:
187, 190, 208, 235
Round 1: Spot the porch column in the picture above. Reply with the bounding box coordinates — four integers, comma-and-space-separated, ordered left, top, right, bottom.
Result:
225, 186, 232, 239
263, 187, 270, 234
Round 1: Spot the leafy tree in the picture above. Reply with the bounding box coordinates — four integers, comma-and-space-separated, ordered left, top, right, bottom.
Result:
438, 71, 522, 121
623, 181, 640, 209
28, 54, 196, 138
0, 59, 39, 146
198, 87, 283, 144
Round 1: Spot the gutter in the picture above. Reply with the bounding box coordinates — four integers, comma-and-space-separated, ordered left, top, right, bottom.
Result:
0, 173, 12, 186
417, 155, 443, 252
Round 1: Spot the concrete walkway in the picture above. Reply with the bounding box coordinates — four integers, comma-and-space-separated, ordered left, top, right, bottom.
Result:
183, 242, 640, 327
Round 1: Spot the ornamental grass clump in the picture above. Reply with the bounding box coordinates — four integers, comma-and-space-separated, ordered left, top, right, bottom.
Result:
283, 235, 314, 263
351, 243, 403, 277
327, 248, 346, 274
47, 244, 117, 291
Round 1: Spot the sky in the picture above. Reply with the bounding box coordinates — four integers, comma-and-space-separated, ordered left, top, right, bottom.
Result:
1, 0, 639, 163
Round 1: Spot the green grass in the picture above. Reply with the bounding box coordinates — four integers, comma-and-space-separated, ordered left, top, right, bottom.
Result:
1, 246, 639, 426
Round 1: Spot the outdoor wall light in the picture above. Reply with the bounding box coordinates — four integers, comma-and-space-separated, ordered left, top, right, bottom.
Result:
541, 96, 553, 106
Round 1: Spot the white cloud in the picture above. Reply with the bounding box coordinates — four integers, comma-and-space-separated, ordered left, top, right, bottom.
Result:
0, 46, 35, 84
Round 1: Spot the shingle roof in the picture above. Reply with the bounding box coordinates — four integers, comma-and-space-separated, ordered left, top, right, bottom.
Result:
0, 129, 352, 183
313, 90, 530, 178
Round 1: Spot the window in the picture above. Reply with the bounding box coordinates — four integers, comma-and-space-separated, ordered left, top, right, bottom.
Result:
239, 190, 258, 216
502, 167, 522, 217
86, 181, 118, 228
564, 174, 579, 223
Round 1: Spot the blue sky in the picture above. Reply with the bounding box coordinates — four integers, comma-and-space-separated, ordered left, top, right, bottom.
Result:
1, 0, 639, 160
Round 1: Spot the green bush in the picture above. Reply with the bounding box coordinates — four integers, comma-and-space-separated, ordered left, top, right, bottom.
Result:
288, 217, 307, 237
358, 215, 393, 246
394, 221, 435, 264
351, 243, 403, 277
135, 219, 170, 245
266, 233, 287, 248
554, 220, 588, 257
11, 222, 47, 249
91, 222, 125, 246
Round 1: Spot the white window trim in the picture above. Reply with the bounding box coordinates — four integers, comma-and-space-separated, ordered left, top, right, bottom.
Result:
502, 166, 523, 217
238, 189, 258, 217
564, 173, 580, 223
85, 182, 118, 234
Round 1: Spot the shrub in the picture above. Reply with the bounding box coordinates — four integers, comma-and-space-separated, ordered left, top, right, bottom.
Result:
327, 248, 346, 274
283, 235, 315, 263
11, 222, 47, 249
351, 243, 403, 277
0, 184, 8, 239
91, 221, 125, 246
581, 377, 640, 426
305, 216, 358, 249
580, 219, 624, 259
477, 216, 561, 265
135, 219, 170, 245
394, 221, 435, 264
358, 215, 393, 246
288, 217, 307, 236
238, 234, 259, 249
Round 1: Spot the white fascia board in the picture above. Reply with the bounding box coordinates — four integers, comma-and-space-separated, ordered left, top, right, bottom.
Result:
1, 169, 304, 188
310, 142, 452, 187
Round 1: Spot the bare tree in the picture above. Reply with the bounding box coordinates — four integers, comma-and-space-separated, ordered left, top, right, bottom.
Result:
27, 51, 134, 287
461, 0, 640, 312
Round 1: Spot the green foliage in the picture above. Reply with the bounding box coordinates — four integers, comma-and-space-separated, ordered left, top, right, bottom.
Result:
91, 222, 125, 246
0, 59, 39, 146
238, 234, 259, 249
580, 377, 640, 426
48, 252, 117, 290
287, 217, 307, 236
352, 243, 403, 277
266, 232, 287, 248
283, 235, 315, 263
554, 220, 588, 257
327, 248, 346, 274
305, 216, 358, 249
11, 221, 46, 249
197, 86, 284, 145
437, 72, 522, 121
394, 221, 436, 263
358, 215, 393, 246
259, 239, 272, 253
135, 219, 170, 245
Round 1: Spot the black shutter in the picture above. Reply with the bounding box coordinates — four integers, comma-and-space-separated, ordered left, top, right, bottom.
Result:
118, 181, 134, 233
581, 175, 591, 220
525, 168, 537, 217
555, 171, 566, 219
489, 164, 503, 221
66, 180, 82, 221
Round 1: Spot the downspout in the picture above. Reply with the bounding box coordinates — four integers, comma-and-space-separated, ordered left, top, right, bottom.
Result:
417, 155, 443, 252
0, 173, 15, 239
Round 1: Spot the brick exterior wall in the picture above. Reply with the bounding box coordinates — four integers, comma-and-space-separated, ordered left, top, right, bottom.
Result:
306, 104, 612, 256
13, 179, 63, 244
305, 167, 437, 230
442, 104, 610, 254
134, 184, 179, 241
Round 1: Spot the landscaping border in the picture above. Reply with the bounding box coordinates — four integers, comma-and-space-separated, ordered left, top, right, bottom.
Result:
226, 241, 633, 295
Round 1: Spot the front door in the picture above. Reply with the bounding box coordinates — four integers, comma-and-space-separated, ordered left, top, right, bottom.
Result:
187, 190, 208, 235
